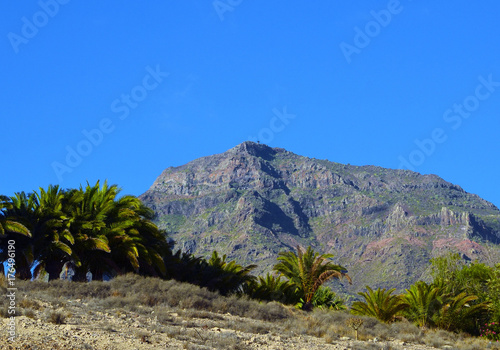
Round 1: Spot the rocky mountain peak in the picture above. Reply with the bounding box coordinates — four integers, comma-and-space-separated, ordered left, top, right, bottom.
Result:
140, 143, 500, 292
229, 141, 281, 161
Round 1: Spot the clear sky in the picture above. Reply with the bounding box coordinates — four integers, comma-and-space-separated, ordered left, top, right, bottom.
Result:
1, 1, 499, 208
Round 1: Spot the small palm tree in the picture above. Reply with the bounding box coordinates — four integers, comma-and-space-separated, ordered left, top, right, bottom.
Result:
274, 246, 350, 310
403, 281, 443, 328
245, 273, 300, 304
351, 286, 408, 323
434, 292, 490, 332
164, 248, 203, 282
312, 286, 347, 310
204, 251, 257, 295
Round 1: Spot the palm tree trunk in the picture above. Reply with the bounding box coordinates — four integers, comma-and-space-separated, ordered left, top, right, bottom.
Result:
93, 270, 103, 281
73, 268, 89, 282
16, 260, 32, 280
302, 301, 314, 312
45, 260, 65, 281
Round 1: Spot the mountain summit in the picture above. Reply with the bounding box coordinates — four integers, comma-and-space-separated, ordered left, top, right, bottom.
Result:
140, 142, 500, 292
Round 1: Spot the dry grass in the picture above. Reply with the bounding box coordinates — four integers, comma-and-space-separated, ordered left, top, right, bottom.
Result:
0, 273, 6, 289
0, 274, 7, 318
8, 274, 500, 350
454, 337, 500, 350
23, 309, 35, 318
83, 274, 292, 322
18, 297, 43, 310
388, 320, 422, 343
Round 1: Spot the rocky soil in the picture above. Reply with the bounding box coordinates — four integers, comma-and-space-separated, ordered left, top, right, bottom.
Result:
1, 304, 445, 350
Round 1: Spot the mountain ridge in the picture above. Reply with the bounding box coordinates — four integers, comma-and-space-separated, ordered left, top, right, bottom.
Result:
139, 142, 500, 292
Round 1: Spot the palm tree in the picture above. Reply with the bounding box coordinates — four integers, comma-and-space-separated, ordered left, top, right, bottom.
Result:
203, 251, 257, 295
311, 286, 347, 310
66, 181, 170, 281
67, 181, 127, 280
402, 281, 443, 328
0, 195, 31, 237
434, 292, 490, 332
2, 181, 171, 281
164, 248, 203, 282
245, 273, 300, 304
31, 185, 75, 280
2, 187, 78, 280
351, 286, 408, 323
164, 249, 256, 295
0, 195, 31, 276
273, 245, 350, 310
111, 197, 169, 277
2, 192, 40, 279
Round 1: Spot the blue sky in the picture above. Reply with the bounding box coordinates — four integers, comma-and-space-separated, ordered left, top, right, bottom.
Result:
1, 1, 500, 208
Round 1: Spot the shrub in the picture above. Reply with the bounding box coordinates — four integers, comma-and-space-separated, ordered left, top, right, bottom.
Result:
304, 310, 387, 341
0, 306, 9, 318
48, 311, 67, 324
480, 321, 500, 341
19, 298, 42, 310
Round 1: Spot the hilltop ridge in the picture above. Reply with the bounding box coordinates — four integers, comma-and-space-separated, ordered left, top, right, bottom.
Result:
140, 142, 500, 292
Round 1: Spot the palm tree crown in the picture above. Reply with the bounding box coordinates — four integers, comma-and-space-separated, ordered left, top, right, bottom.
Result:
273, 245, 350, 310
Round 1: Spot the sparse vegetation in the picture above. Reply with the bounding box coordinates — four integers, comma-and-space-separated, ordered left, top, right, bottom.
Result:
3, 181, 500, 348
0, 274, 498, 349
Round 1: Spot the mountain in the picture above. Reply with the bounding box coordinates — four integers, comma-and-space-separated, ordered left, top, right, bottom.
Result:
139, 142, 500, 293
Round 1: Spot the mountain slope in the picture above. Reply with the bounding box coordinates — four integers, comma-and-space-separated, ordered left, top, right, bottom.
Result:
139, 142, 500, 292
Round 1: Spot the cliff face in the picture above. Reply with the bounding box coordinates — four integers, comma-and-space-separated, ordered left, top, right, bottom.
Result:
140, 142, 500, 292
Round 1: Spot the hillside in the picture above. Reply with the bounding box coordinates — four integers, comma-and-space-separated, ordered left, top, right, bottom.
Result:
1, 274, 463, 350
139, 142, 500, 293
